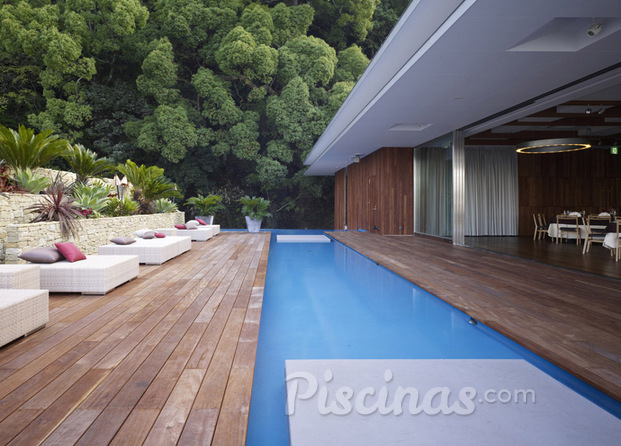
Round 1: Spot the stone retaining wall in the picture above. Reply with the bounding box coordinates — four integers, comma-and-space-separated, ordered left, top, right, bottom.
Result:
3, 212, 185, 264
0, 193, 42, 261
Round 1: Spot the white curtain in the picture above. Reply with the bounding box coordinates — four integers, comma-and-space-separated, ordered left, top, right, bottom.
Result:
414, 147, 452, 237
465, 146, 518, 236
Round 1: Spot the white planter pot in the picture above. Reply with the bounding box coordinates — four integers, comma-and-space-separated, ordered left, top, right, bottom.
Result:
196, 215, 214, 225
245, 216, 262, 233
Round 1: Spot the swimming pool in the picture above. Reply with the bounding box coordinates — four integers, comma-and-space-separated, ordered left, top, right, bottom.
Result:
246, 230, 620, 444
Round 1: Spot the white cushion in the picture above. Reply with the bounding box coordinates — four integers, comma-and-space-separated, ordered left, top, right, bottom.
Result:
134, 228, 156, 238
185, 220, 199, 229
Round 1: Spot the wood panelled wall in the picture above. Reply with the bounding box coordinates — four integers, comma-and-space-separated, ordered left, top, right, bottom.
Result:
334, 147, 414, 235
334, 169, 345, 229
518, 149, 621, 236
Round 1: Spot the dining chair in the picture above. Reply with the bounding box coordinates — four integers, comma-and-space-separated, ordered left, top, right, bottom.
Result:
533, 214, 548, 240
537, 214, 549, 240
555, 214, 582, 244
615, 219, 620, 262
582, 216, 610, 254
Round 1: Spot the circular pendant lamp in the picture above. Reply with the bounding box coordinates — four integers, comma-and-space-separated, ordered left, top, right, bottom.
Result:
516, 138, 591, 154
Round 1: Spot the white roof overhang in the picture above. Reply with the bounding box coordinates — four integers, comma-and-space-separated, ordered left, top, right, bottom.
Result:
304, 0, 621, 175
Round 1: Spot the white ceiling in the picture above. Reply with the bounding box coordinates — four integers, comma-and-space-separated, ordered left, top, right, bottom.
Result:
304, 0, 621, 175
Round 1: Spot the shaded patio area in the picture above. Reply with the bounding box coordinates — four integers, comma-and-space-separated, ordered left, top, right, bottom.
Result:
0, 232, 270, 445
329, 231, 621, 402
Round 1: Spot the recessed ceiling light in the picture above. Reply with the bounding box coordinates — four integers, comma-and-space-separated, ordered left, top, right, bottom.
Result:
388, 123, 432, 131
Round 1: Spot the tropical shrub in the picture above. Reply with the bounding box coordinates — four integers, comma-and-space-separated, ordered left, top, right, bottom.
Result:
117, 160, 182, 213
0, 125, 69, 170
239, 196, 272, 220
153, 198, 178, 213
72, 183, 113, 216
185, 194, 224, 217
103, 196, 140, 217
27, 183, 82, 238
0, 163, 17, 192
64, 144, 115, 185
13, 167, 51, 193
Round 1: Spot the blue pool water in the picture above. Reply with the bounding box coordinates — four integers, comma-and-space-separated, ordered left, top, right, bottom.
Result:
245, 230, 620, 444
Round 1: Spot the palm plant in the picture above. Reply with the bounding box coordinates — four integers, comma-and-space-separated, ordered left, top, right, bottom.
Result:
72, 183, 113, 216
185, 194, 224, 218
153, 198, 179, 213
239, 196, 272, 220
117, 160, 182, 213
27, 183, 82, 238
64, 144, 115, 185
0, 124, 70, 170
13, 167, 51, 193
103, 196, 140, 217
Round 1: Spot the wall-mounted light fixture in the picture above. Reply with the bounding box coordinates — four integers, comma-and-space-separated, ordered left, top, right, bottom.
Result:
516, 138, 591, 154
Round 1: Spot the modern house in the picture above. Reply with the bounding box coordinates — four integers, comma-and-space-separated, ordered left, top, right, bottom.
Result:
305, 0, 621, 247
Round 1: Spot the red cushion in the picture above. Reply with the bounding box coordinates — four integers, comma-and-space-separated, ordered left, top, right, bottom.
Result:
174, 224, 186, 229
54, 242, 87, 262
196, 218, 207, 225
155, 232, 166, 238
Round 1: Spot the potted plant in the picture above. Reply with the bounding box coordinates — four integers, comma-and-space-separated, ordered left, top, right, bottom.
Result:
185, 194, 224, 224
239, 195, 271, 233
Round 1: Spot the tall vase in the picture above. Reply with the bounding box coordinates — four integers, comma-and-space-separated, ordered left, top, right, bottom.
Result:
245, 216, 262, 233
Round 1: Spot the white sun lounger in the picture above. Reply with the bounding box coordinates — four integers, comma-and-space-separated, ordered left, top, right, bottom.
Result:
98, 236, 191, 264
0, 289, 49, 347
156, 227, 215, 241
39, 255, 139, 295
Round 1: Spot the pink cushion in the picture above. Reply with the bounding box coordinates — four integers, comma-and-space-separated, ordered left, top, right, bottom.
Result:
196, 218, 207, 225
155, 232, 166, 238
174, 224, 186, 229
54, 242, 87, 262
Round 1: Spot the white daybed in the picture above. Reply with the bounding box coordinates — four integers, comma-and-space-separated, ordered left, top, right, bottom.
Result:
98, 236, 191, 264
0, 289, 49, 347
39, 255, 139, 294
156, 227, 215, 241
205, 224, 220, 235
0, 264, 40, 289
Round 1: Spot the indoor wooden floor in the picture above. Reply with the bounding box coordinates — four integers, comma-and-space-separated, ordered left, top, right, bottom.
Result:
328, 231, 621, 402
466, 236, 621, 280
0, 232, 270, 445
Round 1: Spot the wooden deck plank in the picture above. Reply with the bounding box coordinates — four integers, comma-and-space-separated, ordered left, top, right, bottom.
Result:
0, 232, 271, 445
7, 369, 110, 445
329, 231, 621, 402
143, 368, 205, 444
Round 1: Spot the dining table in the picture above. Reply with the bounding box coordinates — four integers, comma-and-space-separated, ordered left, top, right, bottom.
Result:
547, 213, 611, 241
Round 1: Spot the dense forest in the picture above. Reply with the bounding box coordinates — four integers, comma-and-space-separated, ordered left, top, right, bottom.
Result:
0, 0, 409, 228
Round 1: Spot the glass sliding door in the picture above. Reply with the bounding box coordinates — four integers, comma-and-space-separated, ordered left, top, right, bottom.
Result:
413, 145, 453, 238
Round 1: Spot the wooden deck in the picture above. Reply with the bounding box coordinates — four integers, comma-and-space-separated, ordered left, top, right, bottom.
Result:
0, 231, 270, 445
465, 236, 621, 280
328, 231, 621, 402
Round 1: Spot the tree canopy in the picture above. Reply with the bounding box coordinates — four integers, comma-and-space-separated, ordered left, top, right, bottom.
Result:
0, 0, 408, 228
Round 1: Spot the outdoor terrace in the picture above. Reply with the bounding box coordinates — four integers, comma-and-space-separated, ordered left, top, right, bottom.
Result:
0, 232, 270, 445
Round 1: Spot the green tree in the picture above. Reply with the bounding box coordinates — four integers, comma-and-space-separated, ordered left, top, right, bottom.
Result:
0, 0, 406, 229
